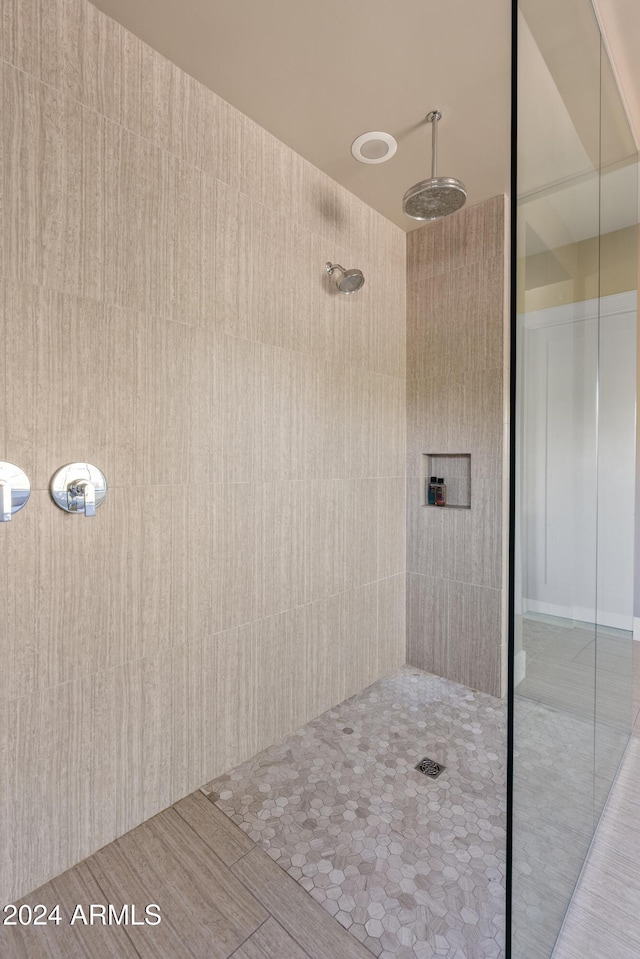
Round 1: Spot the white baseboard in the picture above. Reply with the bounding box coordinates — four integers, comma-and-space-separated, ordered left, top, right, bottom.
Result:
633, 618, 640, 642
514, 649, 527, 687
524, 599, 633, 632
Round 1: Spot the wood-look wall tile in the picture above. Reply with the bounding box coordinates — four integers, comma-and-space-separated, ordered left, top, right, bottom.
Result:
348, 193, 379, 268
406, 368, 452, 461
203, 96, 243, 191
80, 0, 129, 127
378, 374, 405, 477
293, 229, 330, 359
299, 162, 346, 249
261, 346, 315, 481
188, 326, 225, 485
480, 256, 506, 370
309, 479, 345, 601
90, 810, 267, 959
257, 481, 310, 620
112, 311, 191, 488
238, 113, 276, 203
407, 274, 449, 380
407, 572, 447, 676
346, 254, 375, 370
443, 374, 468, 453
440, 265, 489, 371
189, 328, 263, 485
461, 368, 504, 457
378, 574, 407, 677
377, 476, 405, 580
341, 583, 378, 701
4, 491, 129, 698
238, 198, 295, 349
0, 673, 95, 904
318, 360, 349, 479
137, 43, 174, 153
289, 224, 321, 357
136, 46, 213, 170
255, 607, 308, 751
407, 478, 447, 577
217, 333, 262, 483
217, 483, 260, 631
103, 125, 174, 317
201, 177, 242, 334
173, 160, 203, 323
102, 646, 192, 840
269, 135, 307, 233
407, 195, 506, 280
2, 64, 105, 301
442, 505, 473, 584
347, 367, 379, 479
114, 485, 189, 660
3, 282, 115, 490
468, 477, 503, 589
371, 275, 406, 379
205, 623, 259, 776
112, 651, 173, 836
183, 638, 208, 791
188, 483, 258, 641
304, 595, 342, 719
2, 0, 45, 83
447, 582, 501, 696
392, 243, 407, 357
344, 478, 378, 589
1, 0, 83, 100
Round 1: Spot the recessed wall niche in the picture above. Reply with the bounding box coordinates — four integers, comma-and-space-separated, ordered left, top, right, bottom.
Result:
422, 453, 471, 509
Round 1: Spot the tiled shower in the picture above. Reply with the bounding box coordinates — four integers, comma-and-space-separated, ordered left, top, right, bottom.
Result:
1, 0, 407, 904
0, 0, 508, 909
2, 2, 637, 959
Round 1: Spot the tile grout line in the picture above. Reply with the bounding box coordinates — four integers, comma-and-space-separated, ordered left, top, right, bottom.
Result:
82, 857, 147, 959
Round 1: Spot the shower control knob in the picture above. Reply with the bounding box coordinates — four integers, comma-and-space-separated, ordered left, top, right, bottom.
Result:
0, 462, 31, 521
50, 463, 107, 516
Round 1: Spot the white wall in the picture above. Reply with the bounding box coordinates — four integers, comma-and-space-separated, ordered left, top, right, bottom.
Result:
520, 292, 636, 630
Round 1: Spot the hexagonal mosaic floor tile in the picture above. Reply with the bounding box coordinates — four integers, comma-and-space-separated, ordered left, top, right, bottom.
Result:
204, 667, 507, 958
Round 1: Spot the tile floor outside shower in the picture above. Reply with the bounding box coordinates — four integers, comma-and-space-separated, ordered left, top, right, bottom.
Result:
204, 666, 507, 959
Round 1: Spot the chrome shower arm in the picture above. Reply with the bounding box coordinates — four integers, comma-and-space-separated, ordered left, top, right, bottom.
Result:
427, 110, 442, 179
325, 262, 345, 276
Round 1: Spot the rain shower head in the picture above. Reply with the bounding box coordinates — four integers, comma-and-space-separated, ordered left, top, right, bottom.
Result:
325, 262, 365, 294
403, 110, 467, 221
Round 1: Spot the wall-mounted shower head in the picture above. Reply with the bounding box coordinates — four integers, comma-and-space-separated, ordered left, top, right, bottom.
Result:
403, 110, 467, 221
325, 262, 365, 294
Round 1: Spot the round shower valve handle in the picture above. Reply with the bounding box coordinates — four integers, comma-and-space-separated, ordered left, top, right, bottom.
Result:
50, 463, 107, 516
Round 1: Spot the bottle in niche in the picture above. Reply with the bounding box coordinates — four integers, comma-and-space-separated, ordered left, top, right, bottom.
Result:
427, 476, 437, 505
435, 477, 447, 506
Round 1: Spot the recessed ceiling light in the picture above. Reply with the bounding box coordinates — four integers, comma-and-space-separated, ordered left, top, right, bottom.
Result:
351, 131, 397, 164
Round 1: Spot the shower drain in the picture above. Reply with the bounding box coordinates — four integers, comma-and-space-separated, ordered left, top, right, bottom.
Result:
415, 757, 445, 778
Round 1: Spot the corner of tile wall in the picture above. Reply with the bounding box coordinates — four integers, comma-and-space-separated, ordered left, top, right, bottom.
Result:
406, 196, 509, 698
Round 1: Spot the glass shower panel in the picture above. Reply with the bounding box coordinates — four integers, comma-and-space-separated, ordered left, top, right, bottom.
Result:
512, 0, 602, 955
593, 43, 637, 820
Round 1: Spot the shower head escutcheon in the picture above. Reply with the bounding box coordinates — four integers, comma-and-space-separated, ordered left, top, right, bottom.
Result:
403, 109, 467, 221
325, 262, 365, 294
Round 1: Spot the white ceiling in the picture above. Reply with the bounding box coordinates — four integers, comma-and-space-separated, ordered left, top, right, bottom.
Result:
593, 0, 640, 150
89, 0, 637, 241
90, 0, 512, 231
